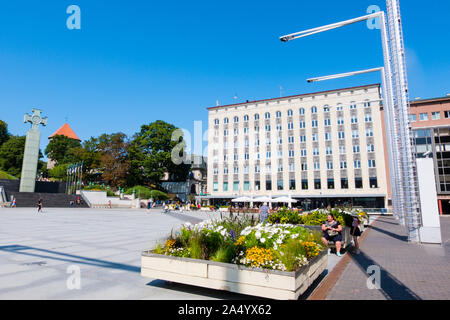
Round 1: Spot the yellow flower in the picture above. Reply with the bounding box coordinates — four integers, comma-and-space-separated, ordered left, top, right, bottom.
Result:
234, 236, 246, 246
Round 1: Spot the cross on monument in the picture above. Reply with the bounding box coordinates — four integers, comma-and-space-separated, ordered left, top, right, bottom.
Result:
19, 108, 48, 192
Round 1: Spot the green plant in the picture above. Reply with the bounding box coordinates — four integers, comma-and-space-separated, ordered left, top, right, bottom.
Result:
274, 238, 307, 272
211, 242, 236, 263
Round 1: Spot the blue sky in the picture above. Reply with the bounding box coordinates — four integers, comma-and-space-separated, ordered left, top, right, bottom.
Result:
0, 0, 449, 159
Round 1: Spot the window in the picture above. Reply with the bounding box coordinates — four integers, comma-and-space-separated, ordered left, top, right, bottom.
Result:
300, 149, 307, 157
289, 150, 295, 158
350, 102, 357, 109
223, 182, 228, 191
299, 108, 305, 115
277, 164, 283, 172
214, 119, 219, 125
313, 148, 319, 156
287, 122, 294, 130
243, 115, 249, 122
266, 138, 271, 145
352, 130, 359, 138
301, 163, 308, 171
338, 131, 345, 140
213, 182, 218, 192
327, 179, 334, 189
244, 153, 249, 160
289, 163, 295, 172
351, 116, 358, 124
265, 124, 271, 131
244, 181, 250, 191
326, 161, 333, 170
444, 111, 450, 119
354, 160, 361, 168
289, 179, 295, 190
255, 139, 260, 146
300, 135, 306, 142
255, 165, 260, 173
368, 159, 376, 168
234, 128, 238, 135
277, 137, 282, 145
224, 117, 229, 124
339, 145, 346, 154
233, 182, 239, 191
409, 114, 417, 122
432, 112, 441, 120
276, 124, 282, 131
265, 112, 271, 119
213, 167, 218, 174
314, 161, 320, 170
277, 150, 283, 158
277, 180, 283, 190
336, 104, 343, 111
337, 117, 344, 125
312, 133, 318, 142
299, 121, 306, 128
224, 167, 228, 174
311, 106, 317, 114
314, 179, 321, 189
326, 147, 332, 155
366, 128, 373, 137
266, 179, 272, 191
323, 105, 330, 113
367, 144, 375, 152
341, 178, 348, 189
233, 154, 238, 161
288, 136, 294, 143
325, 132, 331, 141
224, 129, 229, 136
363, 101, 371, 108
355, 177, 363, 189
266, 151, 271, 158
365, 114, 373, 122
312, 120, 318, 127
340, 161, 347, 169
370, 177, 378, 188
254, 113, 260, 120
255, 181, 260, 191
324, 118, 331, 126
419, 113, 428, 121
276, 111, 282, 118
353, 145, 360, 153
234, 116, 239, 123
287, 109, 293, 116
214, 129, 219, 137
234, 166, 239, 174
302, 179, 308, 190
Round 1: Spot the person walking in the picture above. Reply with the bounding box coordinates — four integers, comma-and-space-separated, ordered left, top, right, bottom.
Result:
321, 213, 343, 257
350, 214, 362, 254
11, 198, 16, 208
259, 202, 269, 223
37, 198, 43, 214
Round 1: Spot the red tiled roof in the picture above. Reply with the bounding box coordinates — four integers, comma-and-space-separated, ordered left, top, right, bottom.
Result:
49, 123, 81, 141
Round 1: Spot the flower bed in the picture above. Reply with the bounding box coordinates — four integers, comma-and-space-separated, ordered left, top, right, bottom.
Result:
141, 215, 328, 299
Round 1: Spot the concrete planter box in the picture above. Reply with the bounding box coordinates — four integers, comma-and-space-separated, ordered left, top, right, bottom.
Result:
141, 250, 327, 300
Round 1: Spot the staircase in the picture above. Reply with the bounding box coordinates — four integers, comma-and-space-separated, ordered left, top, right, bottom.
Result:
8, 192, 89, 208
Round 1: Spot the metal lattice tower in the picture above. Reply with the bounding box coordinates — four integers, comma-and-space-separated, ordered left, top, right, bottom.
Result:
386, 0, 422, 242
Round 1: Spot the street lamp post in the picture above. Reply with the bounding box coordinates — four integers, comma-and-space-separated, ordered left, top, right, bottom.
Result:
279, 6, 421, 241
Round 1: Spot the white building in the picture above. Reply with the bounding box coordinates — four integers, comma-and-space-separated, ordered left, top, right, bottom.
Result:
206, 84, 388, 209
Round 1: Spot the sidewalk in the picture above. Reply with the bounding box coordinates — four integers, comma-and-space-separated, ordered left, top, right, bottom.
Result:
322, 216, 450, 300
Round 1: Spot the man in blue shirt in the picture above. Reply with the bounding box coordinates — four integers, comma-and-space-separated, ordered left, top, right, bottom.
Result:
259, 203, 269, 223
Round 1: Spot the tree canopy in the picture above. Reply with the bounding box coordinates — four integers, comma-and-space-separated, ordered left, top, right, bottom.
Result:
0, 120, 9, 147
45, 135, 81, 165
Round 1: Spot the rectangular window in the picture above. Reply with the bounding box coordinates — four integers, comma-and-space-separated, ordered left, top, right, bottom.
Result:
313, 148, 319, 156
289, 179, 296, 190
370, 177, 378, 188
409, 114, 417, 122
299, 121, 306, 128
288, 122, 294, 130
301, 163, 308, 171
327, 179, 335, 189
353, 145, 360, 153
213, 182, 218, 192
300, 135, 306, 142
266, 179, 272, 191
312, 134, 318, 142
255, 181, 260, 191
367, 144, 375, 152
432, 112, 441, 120
338, 131, 345, 140
244, 181, 250, 191
223, 182, 228, 191
326, 147, 332, 155
352, 130, 359, 138
288, 136, 294, 143
289, 150, 295, 158
233, 182, 239, 191
366, 128, 373, 137
325, 132, 331, 141
327, 161, 333, 170
312, 120, 318, 127
324, 118, 331, 126
340, 161, 347, 169
339, 146, 346, 154
368, 159, 376, 168
314, 179, 321, 189
365, 114, 372, 122
301, 149, 307, 157
314, 162, 320, 170
419, 113, 428, 121
277, 180, 283, 190
337, 117, 344, 125
302, 179, 308, 190
351, 116, 358, 124
289, 163, 295, 172
444, 111, 450, 119
354, 160, 361, 168
341, 178, 348, 189
355, 177, 363, 189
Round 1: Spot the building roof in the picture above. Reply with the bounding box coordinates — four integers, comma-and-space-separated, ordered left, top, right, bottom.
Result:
49, 123, 81, 141
410, 96, 450, 106
207, 83, 380, 110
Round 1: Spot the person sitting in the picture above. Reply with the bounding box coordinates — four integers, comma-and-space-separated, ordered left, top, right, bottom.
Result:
321, 213, 343, 257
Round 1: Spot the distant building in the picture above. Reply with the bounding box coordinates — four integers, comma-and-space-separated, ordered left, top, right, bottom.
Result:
206, 84, 388, 210
381, 95, 450, 214
46, 123, 81, 170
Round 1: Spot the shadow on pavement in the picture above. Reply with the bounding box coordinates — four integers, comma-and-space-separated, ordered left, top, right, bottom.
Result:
0, 244, 140, 273
349, 251, 421, 300
366, 225, 408, 242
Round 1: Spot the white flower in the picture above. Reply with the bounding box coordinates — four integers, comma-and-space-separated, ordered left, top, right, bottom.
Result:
255, 231, 261, 239
276, 238, 283, 244
260, 238, 266, 243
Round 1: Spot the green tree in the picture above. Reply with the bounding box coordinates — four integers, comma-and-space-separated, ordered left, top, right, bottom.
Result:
97, 132, 130, 188
0, 136, 43, 178
128, 120, 190, 187
0, 120, 9, 147
45, 135, 81, 165
48, 163, 69, 181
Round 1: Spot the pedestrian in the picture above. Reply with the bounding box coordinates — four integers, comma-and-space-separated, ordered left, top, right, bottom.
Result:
259, 202, 269, 223
76, 196, 81, 205
11, 198, 16, 208
108, 200, 112, 209
37, 198, 43, 214
350, 214, 362, 254
321, 213, 343, 257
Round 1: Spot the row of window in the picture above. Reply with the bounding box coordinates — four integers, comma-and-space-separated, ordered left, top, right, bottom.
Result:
214, 102, 372, 125
409, 111, 448, 122
212, 159, 376, 174
220, 127, 375, 139
212, 176, 378, 192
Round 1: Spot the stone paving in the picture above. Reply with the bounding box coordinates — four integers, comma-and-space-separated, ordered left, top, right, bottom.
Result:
326, 216, 450, 300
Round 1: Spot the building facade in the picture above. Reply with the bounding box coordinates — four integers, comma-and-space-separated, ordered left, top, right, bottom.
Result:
394, 96, 450, 214
207, 84, 388, 209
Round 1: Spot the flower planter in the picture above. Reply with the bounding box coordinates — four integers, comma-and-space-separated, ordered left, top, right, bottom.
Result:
141, 250, 327, 300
